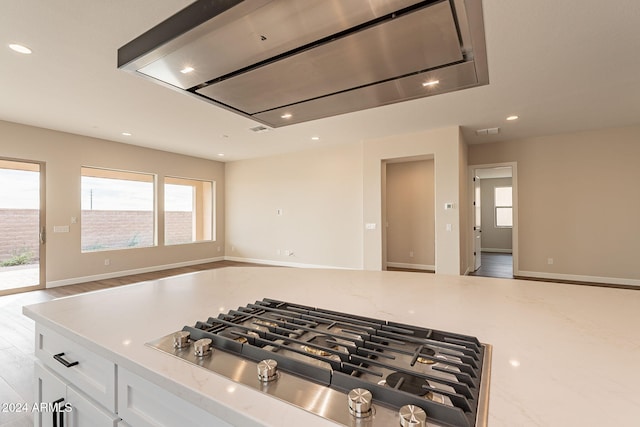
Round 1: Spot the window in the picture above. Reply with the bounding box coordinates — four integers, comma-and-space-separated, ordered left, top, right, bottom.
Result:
81, 167, 155, 252
164, 177, 214, 245
495, 186, 513, 227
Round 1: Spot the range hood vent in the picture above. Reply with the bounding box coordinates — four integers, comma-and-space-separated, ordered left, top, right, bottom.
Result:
118, 0, 488, 127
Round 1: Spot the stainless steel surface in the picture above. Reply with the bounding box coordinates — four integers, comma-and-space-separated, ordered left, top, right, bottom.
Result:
348, 388, 373, 418
399, 405, 427, 427
146, 297, 492, 427
257, 359, 278, 382
135, 0, 424, 90
193, 338, 212, 357
172, 331, 190, 349
148, 334, 410, 427
195, 1, 462, 114
119, 0, 489, 127
476, 343, 492, 427
252, 61, 478, 127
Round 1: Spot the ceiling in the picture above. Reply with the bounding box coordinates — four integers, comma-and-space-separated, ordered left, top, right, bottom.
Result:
1, 1, 639, 162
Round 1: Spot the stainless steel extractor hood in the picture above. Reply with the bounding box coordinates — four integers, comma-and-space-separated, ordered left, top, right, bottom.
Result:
118, 0, 488, 127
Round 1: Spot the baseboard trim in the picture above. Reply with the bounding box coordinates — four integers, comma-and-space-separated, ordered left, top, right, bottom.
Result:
386, 262, 435, 271
480, 248, 513, 254
224, 256, 354, 270
516, 270, 640, 288
46, 257, 225, 288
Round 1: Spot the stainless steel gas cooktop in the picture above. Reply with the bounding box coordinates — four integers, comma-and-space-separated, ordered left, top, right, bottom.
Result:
147, 298, 491, 427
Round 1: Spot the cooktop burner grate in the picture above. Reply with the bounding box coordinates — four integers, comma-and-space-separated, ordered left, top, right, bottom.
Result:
147, 298, 491, 427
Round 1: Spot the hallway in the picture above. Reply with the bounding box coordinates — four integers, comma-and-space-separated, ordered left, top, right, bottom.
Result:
469, 252, 513, 279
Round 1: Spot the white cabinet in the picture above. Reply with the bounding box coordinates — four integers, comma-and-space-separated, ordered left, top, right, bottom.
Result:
33, 323, 233, 427
118, 367, 232, 427
35, 362, 119, 427
35, 324, 116, 411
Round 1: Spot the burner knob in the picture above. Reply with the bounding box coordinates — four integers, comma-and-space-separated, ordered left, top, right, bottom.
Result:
399, 405, 426, 427
172, 331, 190, 349
193, 338, 212, 357
257, 359, 278, 382
348, 388, 372, 418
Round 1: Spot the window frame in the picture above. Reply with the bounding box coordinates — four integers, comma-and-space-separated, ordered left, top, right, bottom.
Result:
80, 166, 157, 253
163, 176, 215, 246
494, 186, 513, 228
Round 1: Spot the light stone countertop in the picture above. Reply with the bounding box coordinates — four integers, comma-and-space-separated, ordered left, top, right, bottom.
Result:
23, 267, 640, 427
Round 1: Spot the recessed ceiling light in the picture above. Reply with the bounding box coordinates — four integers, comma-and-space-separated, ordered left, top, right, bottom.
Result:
422, 80, 439, 87
9, 43, 32, 54
122, 132, 132, 136
311, 136, 320, 141
217, 153, 225, 157
180, 66, 194, 74
281, 113, 292, 119
506, 115, 519, 121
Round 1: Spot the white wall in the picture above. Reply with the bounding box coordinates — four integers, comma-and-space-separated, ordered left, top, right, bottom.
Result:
480, 177, 513, 252
363, 127, 464, 274
385, 159, 435, 269
0, 120, 225, 286
225, 143, 364, 269
469, 125, 640, 285
226, 126, 467, 274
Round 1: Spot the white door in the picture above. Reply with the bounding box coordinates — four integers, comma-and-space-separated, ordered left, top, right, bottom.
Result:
473, 176, 482, 271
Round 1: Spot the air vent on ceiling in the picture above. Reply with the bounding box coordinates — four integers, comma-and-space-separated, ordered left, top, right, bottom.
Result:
249, 125, 270, 133
118, 0, 488, 128
476, 127, 500, 136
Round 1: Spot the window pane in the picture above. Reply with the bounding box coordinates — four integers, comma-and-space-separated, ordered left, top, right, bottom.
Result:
496, 207, 513, 227
81, 167, 155, 252
495, 186, 512, 207
164, 177, 214, 245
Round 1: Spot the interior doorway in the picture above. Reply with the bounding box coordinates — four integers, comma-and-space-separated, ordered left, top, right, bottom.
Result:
468, 163, 518, 278
0, 158, 46, 295
382, 156, 435, 273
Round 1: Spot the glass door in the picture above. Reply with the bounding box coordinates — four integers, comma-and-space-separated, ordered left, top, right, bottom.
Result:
0, 159, 45, 295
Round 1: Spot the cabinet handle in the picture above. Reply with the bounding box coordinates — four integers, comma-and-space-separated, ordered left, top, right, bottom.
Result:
53, 352, 79, 368
52, 398, 64, 427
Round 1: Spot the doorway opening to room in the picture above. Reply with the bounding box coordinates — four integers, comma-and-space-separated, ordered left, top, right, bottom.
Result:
0, 158, 46, 295
468, 163, 518, 279
382, 156, 435, 273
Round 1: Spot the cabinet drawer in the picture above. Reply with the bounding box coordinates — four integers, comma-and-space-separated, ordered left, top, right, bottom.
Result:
35, 324, 116, 411
118, 367, 232, 427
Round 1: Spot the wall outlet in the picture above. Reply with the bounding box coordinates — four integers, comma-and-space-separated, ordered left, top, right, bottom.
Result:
70, 216, 77, 224
284, 250, 291, 256
547, 258, 554, 265
217, 246, 221, 252
446, 224, 452, 231
231, 246, 235, 252
409, 251, 414, 258
104, 259, 110, 266
276, 208, 283, 216
276, 249, 281, 255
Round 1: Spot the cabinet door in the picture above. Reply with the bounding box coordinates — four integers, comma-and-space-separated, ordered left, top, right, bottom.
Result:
66, 386, 119, 427
35, 362, 67, 427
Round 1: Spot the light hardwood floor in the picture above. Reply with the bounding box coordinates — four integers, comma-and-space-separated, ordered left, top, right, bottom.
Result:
0, 261, 267, 426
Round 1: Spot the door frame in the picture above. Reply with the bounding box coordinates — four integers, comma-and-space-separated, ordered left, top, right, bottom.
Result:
467, 162, 519, 276
0, 157, 46, 296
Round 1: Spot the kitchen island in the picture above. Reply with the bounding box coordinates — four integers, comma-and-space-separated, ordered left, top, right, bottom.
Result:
24, 267, 640, 426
